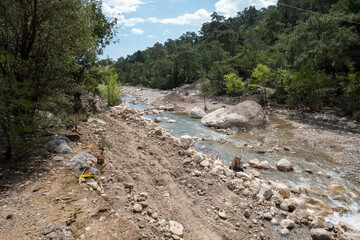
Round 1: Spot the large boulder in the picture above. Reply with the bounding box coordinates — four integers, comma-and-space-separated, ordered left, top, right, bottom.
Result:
47, 136, 72, 154
189, 107, 206, 119
41, 224, 72, 240
310, 228, 331, 240
66, 152, 100, 175
201, 100, 267, 129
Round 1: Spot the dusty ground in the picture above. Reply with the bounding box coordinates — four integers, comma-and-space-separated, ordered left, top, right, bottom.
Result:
0, 86, 359, 240
0, 104, 312, 240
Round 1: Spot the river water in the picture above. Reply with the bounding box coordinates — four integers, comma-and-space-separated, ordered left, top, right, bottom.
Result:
123, 95, 360, 232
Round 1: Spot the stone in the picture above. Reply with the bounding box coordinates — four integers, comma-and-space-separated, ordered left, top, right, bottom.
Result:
218, 211, 227, 219
248, 169, 262, 178
151, 212, 158, 220
249, 159, 260, 168
276, 159, 293, 171
154, 117, 162, 123
201, 100, 267, 129
183, 148, 195, 157
244, 209, 251, 218
310, 218, 324, 229
257, 161, 271, 170
66, 152, 100, 175
263, 212, 273, 220
280, 202, 290, 212
41, 224, 72, 240
194, 170, 202, 176
287, 209, 312, 224
124, 182, 134, 188
276, 183, 291, 198
271, 218, 278, 225
258, 187, 272, 200
169, 221, 184, 237
189, 107, 206, 118
167, 119, 176, 123
280, 219, 295, 229
326, 184, 345, 193
333, 195, 347, 203
271, 191, 284, 206
139, 201, 148, 208
139, 192, 148, 199
224, 168, 235, 178
133, 203, 143, 213
301, 197, 333, 216
179, 135, 194, 149
200, 160, 210, 168
324, 221, 334, 231
280, 229, 290, 236
53, 156, 65, 162
310, 228, 331, 240
235, 172, 252, 180
263, 188, 273, 200
47, 136, 72, 154
210, 166, 224, 176
32, 149, 50, 157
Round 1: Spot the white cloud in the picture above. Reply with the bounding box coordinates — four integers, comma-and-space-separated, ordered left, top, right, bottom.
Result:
131, 28, 144, 34
147, 35, 157, 39
117, 16, 145, 27
148, 9, 211, 25
215, 0, 274, 17
103, 0, 144, 15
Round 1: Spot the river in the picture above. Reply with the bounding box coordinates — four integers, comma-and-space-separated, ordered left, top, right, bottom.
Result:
122, 94, 360, 232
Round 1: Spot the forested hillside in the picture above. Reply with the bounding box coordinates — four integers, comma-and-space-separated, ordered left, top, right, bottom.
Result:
115, 0, 360, 114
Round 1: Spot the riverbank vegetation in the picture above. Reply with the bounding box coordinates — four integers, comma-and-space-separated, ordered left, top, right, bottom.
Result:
115, 0, 360, 115
0, 0, 117, 159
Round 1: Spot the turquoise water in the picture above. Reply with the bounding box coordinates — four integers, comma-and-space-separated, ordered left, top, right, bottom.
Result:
122, 95, 360, 231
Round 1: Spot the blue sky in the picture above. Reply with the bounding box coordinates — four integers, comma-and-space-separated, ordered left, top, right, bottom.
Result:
101, 0, 275, 60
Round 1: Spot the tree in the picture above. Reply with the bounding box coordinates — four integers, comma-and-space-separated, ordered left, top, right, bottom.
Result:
224, 73, 244, 95
0, 0, 115, 159
251, 64, 274, 104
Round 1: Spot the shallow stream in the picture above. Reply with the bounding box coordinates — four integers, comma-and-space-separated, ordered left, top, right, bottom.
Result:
123, 95, 360, 231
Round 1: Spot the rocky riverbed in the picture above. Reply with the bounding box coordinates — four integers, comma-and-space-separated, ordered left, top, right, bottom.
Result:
0, 86, 359, 239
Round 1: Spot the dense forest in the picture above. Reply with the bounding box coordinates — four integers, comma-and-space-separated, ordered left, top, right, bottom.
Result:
0, 0, 117, 159
115, 0, 360, 114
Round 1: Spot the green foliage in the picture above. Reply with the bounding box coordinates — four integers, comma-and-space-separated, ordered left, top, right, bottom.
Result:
251, 64, 273, 85
282, 69, 331, 108
100, 68, 122, 106
339, 71, 360, 111
224, 73, 244, 95
0, 0, 115, 160
99, 138, 113, 150
115, 1, 360, 114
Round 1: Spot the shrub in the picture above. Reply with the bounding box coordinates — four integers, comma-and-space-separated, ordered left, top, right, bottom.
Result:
100, 68, 122, 106
224, 73, 244, 95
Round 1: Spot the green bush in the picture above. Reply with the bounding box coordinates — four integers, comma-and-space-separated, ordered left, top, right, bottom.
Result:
100, 68, 122, 106
224, 73, 244, 95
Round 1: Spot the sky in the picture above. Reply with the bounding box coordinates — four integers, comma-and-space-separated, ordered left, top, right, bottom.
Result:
101, 0, 275, 60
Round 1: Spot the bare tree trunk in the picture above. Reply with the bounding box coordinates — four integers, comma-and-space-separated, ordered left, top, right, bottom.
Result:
203, 94, 208, 112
